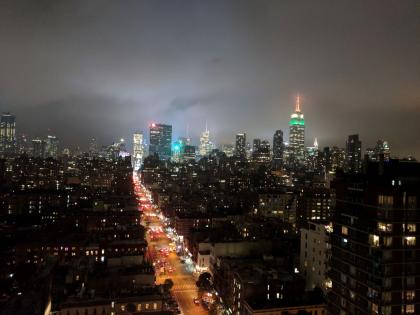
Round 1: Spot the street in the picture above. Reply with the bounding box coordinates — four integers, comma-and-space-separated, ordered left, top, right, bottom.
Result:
133, 174, 209, 315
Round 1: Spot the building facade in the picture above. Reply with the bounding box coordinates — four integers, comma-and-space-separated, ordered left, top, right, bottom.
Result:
199, 127, 213, 157
272, 130, 284, 169
132, 132, 144, 170
300, 221, 332, 294
328, 160, 420, 315
345, 134, 362, 173
235, 133, 246, 159
288, 96, 305, 166
0, 113, 16, 157
149, 123, 172, 160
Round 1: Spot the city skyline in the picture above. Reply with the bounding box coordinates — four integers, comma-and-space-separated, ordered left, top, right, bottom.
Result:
0, 1, 419, 156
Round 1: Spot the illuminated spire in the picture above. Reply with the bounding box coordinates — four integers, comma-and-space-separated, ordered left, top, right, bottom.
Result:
314, 137, 318, 149
295, 94, 301, 112
205, 120, 208, 133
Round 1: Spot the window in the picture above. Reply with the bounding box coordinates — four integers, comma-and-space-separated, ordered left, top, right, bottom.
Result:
378, 222, 392, 232
369, 234, 379, 247
378, 195, 394, 208
382, 250, 392, 260
153, 303, 157, 310
403, 291, 415, 301
383, 278, 392, 288
382, 306, 391, 315
406, 223, 416, 232
407, 196, 417, 209
404, 236, 416, 246
383, 237, 393, 247
382, 291, 391, 302
403, 304, 415, 314
145, 304, 149, 309
378, 195, 393, 207
406, 276, 415, 287
341, 226, 348, 235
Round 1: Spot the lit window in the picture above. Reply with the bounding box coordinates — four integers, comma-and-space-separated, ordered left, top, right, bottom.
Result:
378, 195, 393, 207
405, 223, 416, 232
403, 291, 415, 301
153, 303, 157, 310
377, 222, 392, 232
403, 304, 415, 314
404, 236, 416, 246
369, 234, 379, 247
341, 226, 348, 235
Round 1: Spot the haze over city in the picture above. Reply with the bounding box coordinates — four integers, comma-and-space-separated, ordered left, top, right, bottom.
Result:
0, 0, 419, 156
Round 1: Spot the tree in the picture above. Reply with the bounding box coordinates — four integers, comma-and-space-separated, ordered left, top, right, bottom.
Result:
196, 272, 212, 291
163, 278, 174, 292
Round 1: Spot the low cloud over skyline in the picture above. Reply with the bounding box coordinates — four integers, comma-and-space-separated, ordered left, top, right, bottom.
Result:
0, 0, 419, 156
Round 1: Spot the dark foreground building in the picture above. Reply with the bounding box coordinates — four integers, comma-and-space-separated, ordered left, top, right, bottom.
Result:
328, 159, 420, 315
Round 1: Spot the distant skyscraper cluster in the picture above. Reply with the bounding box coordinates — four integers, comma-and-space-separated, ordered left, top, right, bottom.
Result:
1, 95, 399, 172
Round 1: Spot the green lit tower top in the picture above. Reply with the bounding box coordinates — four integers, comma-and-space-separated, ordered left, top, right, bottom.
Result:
288, 95, 305, 164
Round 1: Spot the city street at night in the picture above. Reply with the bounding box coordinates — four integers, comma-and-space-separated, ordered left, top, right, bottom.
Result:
133, 174, 209, 315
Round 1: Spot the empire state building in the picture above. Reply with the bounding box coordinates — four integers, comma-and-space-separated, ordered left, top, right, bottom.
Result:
288, 95, 305, 165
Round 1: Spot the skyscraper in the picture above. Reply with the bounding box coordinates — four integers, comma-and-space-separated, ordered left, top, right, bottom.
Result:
329, 159, 420, 315
345, 134, 362, 173
199, 124, 213, 157
0, 112, 16, 157
45, 135, 59, 158
132, 132, 144, 170
272, 130, 284, 169
89, 138, 99, 156
252, 138, 261, 153
375, 139, 391, 161
252, 140, 271, 163
149, 123, 172, 160
288, 96, 305, 166
235, 133, 246, 159
32, 138, 45, 158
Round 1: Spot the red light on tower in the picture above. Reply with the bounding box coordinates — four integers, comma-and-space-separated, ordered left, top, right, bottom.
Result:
151, 122, 156, 128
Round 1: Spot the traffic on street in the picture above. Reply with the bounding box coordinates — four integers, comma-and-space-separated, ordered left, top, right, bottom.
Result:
133, 174, 210, 315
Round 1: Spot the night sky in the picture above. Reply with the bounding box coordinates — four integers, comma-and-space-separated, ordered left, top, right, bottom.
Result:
0, 0, 419, 157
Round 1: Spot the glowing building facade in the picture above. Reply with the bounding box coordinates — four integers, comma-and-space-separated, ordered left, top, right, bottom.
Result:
199, 125, 213, 157
132, 132, 144, 170
288, 96, 305, 165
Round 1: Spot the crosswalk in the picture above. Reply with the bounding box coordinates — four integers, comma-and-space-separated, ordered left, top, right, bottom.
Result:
172, 283, 197, 291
